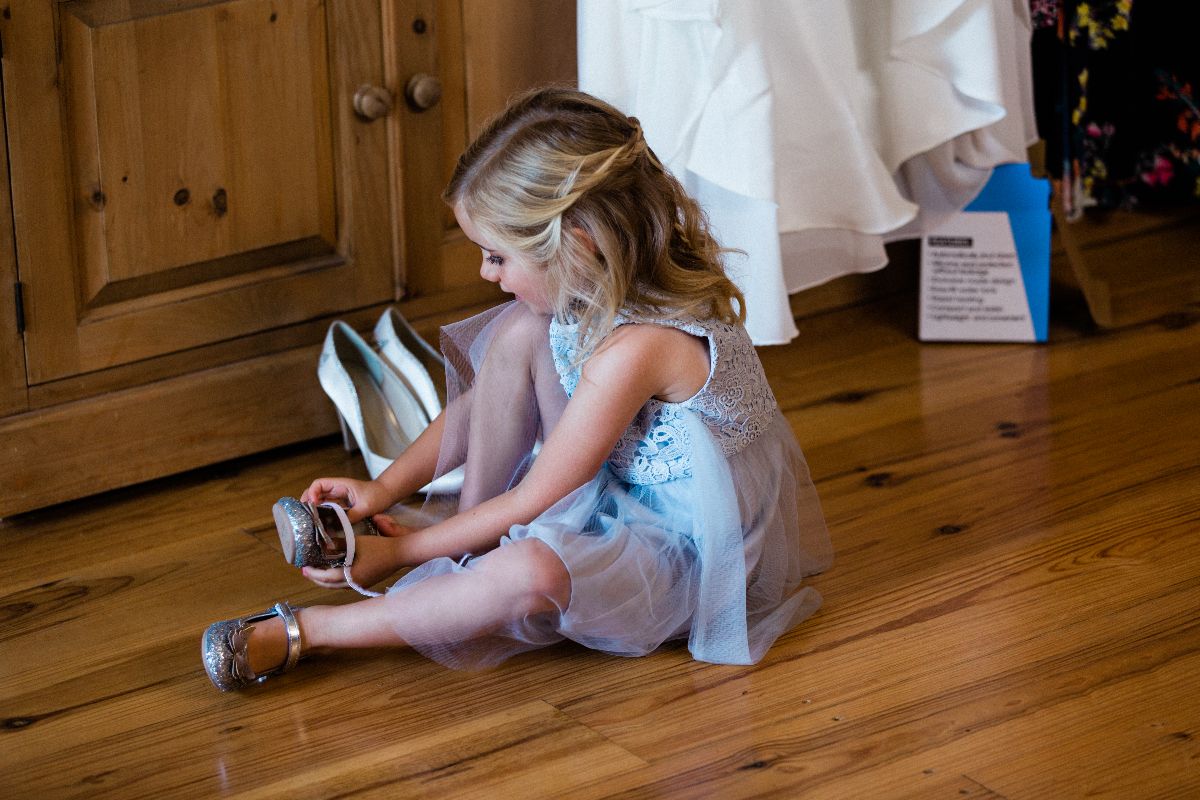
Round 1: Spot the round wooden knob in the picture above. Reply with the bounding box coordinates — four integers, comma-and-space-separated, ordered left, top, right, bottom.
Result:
405, 73, 443, 111
353, 85, 394, 121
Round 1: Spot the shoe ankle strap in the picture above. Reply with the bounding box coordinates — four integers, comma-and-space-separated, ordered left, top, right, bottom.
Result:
274, 601, 303, 671
319, 503, 383, 598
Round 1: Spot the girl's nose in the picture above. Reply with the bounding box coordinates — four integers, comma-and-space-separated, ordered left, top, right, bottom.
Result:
480, 259, 500, 283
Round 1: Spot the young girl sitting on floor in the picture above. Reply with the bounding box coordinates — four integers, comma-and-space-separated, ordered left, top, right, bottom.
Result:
202, 87, 832, 689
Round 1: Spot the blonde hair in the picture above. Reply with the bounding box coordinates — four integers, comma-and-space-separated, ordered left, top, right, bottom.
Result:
443, 87, 745, 356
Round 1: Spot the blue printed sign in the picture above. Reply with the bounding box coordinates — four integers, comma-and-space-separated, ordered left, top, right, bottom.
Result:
920, 164, 1051, 342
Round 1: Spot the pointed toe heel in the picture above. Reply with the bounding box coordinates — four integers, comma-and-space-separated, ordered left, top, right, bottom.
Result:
374, 307, 445, 423
318, 321, 429, 479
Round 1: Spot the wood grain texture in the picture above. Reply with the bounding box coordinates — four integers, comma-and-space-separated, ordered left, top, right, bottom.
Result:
1053, 199, 1200, 327
1, 1, 84, 380
0, 343, 339, 517
73, 0, 333, 280
460, 0, 577, 136
8, 0, 395, 381
2, 294, 1197, 798
23, 290, 501, 411
398, 0, 577, 300
0, 0, 576, 521
0, 75, 28, 419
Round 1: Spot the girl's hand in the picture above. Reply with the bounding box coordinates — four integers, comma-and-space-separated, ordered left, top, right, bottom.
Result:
301, 477, 391, 523
301, 535, 404, 591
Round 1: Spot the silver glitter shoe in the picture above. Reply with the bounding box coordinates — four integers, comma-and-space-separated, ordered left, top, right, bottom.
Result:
201, 601, 302, 691
273, 497, 378, 569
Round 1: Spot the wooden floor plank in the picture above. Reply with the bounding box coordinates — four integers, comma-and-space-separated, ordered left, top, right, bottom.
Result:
237, 701, 647, 800
966, 654, 1200, 800
552, 483, 1197, 755
3, 296, 1197, 799
797, 639, 1200, 800
558, 530, 1198, 798
0, 441, 364, 593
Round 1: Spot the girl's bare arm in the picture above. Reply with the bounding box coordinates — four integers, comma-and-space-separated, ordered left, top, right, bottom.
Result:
303, 325, 709, 588
301, 396, 452, 520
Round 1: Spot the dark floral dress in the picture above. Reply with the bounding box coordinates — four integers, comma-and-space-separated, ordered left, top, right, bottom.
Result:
1032, 0, 1200, 217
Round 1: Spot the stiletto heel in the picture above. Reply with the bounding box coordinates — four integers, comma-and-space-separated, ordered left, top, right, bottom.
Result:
318, 321, 428, 479
373, 308, 464, 494
337, 413, 357, 453
318, 316, 463, 494
201, 601, 303, 691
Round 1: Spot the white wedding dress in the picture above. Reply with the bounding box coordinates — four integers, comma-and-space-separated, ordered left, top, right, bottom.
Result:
579, 0, 1039, 343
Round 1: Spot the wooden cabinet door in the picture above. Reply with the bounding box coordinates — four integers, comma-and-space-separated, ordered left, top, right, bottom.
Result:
394, 0, 576, 306
3, 0, 399, 384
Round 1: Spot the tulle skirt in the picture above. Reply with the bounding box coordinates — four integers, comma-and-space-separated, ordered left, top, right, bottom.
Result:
386, 303, 832, 669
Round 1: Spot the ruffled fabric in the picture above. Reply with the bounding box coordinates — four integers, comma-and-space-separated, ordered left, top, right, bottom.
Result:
579, 0, 1038, 344
385, 302, 832, 669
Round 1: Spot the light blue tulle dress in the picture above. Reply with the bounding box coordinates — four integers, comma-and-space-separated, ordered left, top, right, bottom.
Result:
386, 302, 832, 669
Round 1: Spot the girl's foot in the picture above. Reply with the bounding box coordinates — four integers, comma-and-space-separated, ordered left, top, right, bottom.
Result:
244, 615, 291, 675
200, 602, 304, 691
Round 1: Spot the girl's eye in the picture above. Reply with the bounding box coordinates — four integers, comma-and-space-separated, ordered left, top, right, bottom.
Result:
486, 254, 504, 266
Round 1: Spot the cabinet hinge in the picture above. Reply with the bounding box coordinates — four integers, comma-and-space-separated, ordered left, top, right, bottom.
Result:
14, 280, 25, 335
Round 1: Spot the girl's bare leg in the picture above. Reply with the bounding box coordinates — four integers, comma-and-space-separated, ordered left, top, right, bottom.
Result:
246, 307, 570, 674
246, 539, 570, 672
456, 305, 566, 510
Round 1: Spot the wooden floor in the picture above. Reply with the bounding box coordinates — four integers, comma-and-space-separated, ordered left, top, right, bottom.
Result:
3, 293, 1198, 799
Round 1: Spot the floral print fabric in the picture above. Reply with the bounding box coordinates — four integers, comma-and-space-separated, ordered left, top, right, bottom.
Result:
1032, 1, 1200, 217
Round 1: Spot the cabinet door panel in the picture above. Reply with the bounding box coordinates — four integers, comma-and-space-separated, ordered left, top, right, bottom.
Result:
67, 0, 335, 288
394, 0, 576, 302
5, 0, 393, 383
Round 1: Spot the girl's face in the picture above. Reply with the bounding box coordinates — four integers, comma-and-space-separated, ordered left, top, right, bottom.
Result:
454, 203, 553, 314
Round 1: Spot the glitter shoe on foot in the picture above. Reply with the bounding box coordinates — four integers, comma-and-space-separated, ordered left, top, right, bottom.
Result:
201, 601, 302, 691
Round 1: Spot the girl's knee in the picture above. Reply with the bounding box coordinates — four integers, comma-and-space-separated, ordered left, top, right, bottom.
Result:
476, 539, 570, 615
489, 304, 550, 366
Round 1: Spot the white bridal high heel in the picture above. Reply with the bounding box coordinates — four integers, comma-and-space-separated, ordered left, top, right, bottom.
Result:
374, 307, 445, 423
317, 312, 464, 494
318, 321, 428, 479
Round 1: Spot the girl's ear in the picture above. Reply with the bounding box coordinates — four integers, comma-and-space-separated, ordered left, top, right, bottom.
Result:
571, 226, 597, 255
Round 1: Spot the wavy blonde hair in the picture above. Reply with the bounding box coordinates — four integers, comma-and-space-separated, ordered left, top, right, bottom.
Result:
443, 87, 745, 356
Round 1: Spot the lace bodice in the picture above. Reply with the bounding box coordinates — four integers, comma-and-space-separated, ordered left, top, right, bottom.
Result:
549, 312, 778, 485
